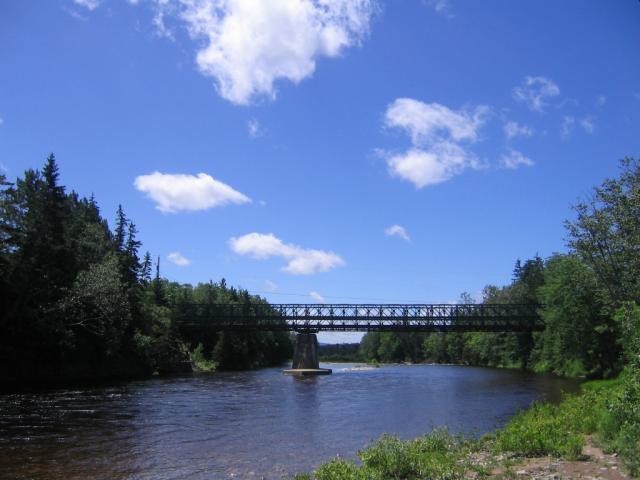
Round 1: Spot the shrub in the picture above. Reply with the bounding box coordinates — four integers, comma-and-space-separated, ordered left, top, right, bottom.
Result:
600, 303, 640, 476
189, 343, 217, 372
494, 401, 585, 459
358, 429, 469, 480
314, 460, 366, 480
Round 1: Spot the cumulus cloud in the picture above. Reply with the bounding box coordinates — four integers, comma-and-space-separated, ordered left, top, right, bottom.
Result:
309, 291, 325, 302
382, 98, 488, 188
134, 171, 250, 213
73, 0, 102, 10
385, 224, 410, 242
504, 121, 533, 140
513, 76, 560, 112
168, 251, 191, 266
596, 95, 607, 107
229, 232, 345, 275
500, 148, 534, 169
159, 0, 376, 105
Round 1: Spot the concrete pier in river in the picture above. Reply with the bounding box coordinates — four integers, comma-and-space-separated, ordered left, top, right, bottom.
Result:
283, 333, 332, 376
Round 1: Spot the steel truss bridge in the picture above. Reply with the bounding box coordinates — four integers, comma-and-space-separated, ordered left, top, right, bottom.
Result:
177, 303, 544, 333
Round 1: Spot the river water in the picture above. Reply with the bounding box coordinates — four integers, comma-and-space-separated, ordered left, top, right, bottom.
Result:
0, 364, 580, 479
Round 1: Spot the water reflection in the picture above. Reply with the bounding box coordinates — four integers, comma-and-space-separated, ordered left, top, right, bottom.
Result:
0, 365, 580, 479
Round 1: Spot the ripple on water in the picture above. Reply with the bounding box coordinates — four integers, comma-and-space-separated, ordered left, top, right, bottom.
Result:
0, 365, 580, 480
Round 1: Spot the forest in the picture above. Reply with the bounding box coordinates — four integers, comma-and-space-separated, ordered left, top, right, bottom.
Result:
359, 158, 640, 380
0, 155, 292, 386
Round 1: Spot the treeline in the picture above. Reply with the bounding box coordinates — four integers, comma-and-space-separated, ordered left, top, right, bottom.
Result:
360, 158, 640, 379
0, 155, 292, 385
318, 343, 362, 362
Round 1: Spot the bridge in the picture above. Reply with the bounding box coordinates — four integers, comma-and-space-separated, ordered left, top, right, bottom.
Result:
178, 303, 543, 333
178, 303, 544, 375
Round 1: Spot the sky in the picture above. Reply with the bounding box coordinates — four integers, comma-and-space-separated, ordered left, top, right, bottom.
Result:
1, 0, 639, 342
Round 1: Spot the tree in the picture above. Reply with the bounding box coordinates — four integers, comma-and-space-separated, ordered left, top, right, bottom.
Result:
539, 254, 620, 377
60, 254, 132, 358
566, 157, 640, 307
141, 251, 152, 284
114, 204, 127, 253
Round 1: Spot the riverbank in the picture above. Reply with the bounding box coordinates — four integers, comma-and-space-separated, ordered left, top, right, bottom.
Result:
294, 376, 639, 479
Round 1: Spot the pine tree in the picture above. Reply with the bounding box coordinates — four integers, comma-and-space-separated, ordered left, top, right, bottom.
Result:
114, 204, 127, 252
124, 221, 142, 282
141, 251, 152, 284
153, 255, 166, 305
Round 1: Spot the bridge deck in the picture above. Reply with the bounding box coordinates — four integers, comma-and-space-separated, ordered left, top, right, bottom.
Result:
176, 303, 544, 332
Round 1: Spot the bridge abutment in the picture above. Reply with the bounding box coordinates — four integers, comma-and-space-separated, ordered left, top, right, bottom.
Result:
283, 333, 332, 376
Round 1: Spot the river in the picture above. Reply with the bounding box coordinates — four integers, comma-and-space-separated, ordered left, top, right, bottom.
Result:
0, 364, 580, 479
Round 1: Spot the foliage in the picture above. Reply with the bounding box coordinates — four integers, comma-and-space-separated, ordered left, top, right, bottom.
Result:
359, 430, 471, 480
494, 397, 593, 459
0, 156, 292, 384
600, 303, 640, 476
318, 343, 362, 362
566, 157, 640, 307
313, 459, 366, 480
302, 429, 474, 480
538, 255, 620, 378
190, 343, 217, 372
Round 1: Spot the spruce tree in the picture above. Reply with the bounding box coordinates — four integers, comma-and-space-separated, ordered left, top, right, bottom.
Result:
114, 204, 127, 253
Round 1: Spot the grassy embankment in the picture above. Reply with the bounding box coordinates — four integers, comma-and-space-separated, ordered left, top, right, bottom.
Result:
293, 375, 639, 480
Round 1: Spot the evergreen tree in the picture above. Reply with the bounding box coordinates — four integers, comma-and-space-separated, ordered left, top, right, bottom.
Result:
141, 251, 152, 284
114, 204, 127, 253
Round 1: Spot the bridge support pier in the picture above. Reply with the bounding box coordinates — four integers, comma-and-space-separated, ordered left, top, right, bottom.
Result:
283, 333, 332, 376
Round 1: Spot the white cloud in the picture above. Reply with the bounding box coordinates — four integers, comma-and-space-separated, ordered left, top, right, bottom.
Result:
73, 0, 102, 10
561, 115, 575, 138
147, 0, 183, 40
264, 280, 278, 292
580, 116, 595, 134
596, 95, 607, 107
229, 232, 345, 275
247, 118, 265, 138
385, 224, 410, 242
385, 98, 486, 144
513, 76, 560, 112
167, 251, 191, 266
166, 0, 375, 105
424, 0, 453, 16
382, 98, 488, 188
500, 148, 534, 169
504, 121, 533, 141
309, 291, 325, 302
134, 171, 251, 213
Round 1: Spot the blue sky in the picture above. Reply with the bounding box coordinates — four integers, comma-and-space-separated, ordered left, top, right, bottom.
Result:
1, 0, 639, 342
